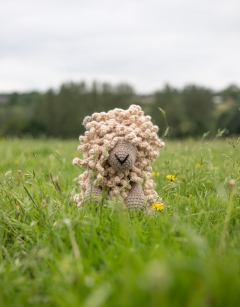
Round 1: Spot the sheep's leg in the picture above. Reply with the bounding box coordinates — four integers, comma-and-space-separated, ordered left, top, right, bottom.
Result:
83, 178, 102, 203
126, 182, 146, 208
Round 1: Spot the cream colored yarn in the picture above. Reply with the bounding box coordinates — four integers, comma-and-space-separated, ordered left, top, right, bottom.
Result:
73, 104, 165, 208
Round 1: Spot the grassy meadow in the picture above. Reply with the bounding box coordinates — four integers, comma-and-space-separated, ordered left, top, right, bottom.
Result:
0, 137, 239, 307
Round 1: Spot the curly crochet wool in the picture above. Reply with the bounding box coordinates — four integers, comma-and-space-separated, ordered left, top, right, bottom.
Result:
73, 105, 165, 208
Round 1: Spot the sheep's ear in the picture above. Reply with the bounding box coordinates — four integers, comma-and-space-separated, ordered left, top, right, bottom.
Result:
82, 116, 93, 129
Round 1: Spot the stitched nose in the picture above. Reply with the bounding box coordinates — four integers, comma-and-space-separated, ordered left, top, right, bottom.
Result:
115, 154, 129, 165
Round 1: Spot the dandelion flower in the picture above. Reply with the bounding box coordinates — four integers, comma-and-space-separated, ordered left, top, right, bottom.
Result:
195, 163, 202, 169
166, 174, 178, 181
151, 171, 160, 177
152, 203, 164, 211
14, 160, 19, 165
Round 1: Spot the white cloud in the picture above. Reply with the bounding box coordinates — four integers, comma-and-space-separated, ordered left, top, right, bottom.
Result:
0, 0, 240, 93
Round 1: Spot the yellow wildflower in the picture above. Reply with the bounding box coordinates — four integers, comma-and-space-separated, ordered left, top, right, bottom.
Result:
195, 163, 202, 169
151, 171, 160, 177
152, 203, 164, 211
166, 174, 178, 181
14, 160, 19, 165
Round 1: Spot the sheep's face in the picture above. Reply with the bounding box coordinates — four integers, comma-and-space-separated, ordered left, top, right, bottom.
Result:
108, 139, 137, 172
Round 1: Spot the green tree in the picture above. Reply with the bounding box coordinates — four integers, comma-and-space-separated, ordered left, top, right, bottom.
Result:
181, 85, 214, 136
151, 85, 184, 137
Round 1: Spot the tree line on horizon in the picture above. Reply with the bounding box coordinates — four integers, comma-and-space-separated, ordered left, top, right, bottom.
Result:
0, 81, 239, 139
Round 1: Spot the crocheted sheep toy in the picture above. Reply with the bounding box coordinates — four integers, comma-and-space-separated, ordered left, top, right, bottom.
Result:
73, 105, 165, 209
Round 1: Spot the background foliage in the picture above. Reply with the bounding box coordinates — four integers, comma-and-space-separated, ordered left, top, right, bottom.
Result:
0, 82, 239, 138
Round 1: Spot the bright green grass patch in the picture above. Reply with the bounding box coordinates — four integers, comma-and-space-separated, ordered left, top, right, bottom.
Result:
0, 137, 239, 307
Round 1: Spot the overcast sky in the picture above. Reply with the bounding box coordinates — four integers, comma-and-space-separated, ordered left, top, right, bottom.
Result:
1, 0, 240, 93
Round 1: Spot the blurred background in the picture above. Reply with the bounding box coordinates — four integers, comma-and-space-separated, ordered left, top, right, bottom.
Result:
0, 0, 239, 138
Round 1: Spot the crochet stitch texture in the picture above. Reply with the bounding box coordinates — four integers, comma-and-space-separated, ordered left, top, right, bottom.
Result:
73, 105, 165, 208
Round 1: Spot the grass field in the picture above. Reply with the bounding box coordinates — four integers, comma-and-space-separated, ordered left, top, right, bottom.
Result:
0, 137, 239, 307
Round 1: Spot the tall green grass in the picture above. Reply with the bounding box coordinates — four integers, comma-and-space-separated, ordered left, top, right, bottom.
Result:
0, 137, 239, 307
